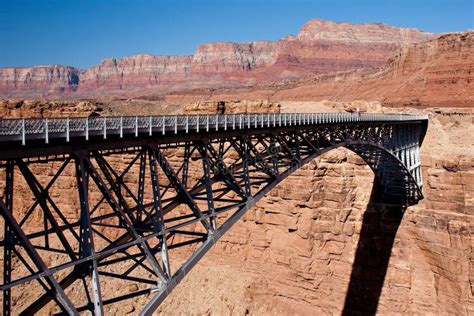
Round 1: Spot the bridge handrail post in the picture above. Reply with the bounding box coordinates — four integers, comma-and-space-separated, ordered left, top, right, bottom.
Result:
224, 114, 227, 130
120, 117, 123, 138
103, 117, 107, 139
45, 118, 49, 144
206, 115, 209, 132
254, 113, 257, 128
21, 118, 25, 145
162, 116, 165, 135
175, 115, 178, 134
149, 116, 153, 136
215, 114, 218, 131
185, 115, 189, 133
233, 114, 235, 130
239, 114, 242, 129
86, 117, 89, 140
66, 117, 70, 142
267, 113, 270, 127
135, 116, 138, 137
197, 115, 200, 132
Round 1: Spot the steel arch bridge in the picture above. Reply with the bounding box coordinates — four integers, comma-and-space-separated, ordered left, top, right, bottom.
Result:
0, 112, 428, 315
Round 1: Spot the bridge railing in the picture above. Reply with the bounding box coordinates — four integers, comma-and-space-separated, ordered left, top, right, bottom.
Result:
0, 112, 428, 145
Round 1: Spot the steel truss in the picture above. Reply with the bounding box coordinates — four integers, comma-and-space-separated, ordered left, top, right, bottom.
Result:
0, 118, 427, 315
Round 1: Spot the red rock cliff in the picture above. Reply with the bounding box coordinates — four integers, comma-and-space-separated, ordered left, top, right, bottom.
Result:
0, 19, 434, 97
0, 65, 80, 96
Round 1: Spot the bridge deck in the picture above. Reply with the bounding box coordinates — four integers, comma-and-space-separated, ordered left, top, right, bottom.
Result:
0, 112, 427, 148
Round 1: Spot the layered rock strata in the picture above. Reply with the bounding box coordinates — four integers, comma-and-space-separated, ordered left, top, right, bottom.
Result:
0, 20, 433, 97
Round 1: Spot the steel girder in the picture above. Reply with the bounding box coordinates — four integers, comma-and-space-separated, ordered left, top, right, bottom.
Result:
0, 120, 427, 315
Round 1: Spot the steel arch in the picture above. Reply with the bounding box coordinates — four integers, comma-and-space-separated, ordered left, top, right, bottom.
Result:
0, 113, 428, 315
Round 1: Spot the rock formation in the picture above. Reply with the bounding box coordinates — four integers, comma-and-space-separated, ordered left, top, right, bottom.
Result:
0, 99, 104, 118
0, 65, 80, 96
0, 19, 433, 98
172, 31, 473, 108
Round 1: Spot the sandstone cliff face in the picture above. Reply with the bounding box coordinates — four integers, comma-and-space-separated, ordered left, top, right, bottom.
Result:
0, 19, 434, 97
298, 19, 434, 43
0, 99, 105, 118
191, 41, 280, 75
0, 65, 80, 96
182, 31, 473, 107
79, 54, 193, 90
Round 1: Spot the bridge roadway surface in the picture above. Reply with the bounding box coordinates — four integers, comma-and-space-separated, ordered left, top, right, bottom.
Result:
0, 112, 428, 315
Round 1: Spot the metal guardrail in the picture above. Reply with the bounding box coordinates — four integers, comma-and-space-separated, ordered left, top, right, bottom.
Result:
0, 113, 428, 146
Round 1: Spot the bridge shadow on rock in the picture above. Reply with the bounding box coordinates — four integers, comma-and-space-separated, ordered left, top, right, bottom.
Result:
342, 181, 406, 316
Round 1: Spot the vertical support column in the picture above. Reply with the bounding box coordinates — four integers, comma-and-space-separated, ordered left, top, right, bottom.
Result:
240, 138, 252, 197
137, 150, 147, 223
75, 154, 104, 316
270, 136, 279, 175
2, 161, 14, 316
200, 142, 216, 231
147, 147, 171, 278
181, 143, 190, 189
294, 132, 301, 161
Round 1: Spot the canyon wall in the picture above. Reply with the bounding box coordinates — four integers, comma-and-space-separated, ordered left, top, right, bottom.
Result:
0, 19, 433, 98
174, 31, 473, 108
0, 101, 472, 314
0, 65, 80, 96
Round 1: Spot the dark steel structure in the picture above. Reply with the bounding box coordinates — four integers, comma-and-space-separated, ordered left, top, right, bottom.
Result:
0, 113, 428, 315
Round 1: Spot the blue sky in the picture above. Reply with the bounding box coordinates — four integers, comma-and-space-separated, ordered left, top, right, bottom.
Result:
1, 0, 473, 69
